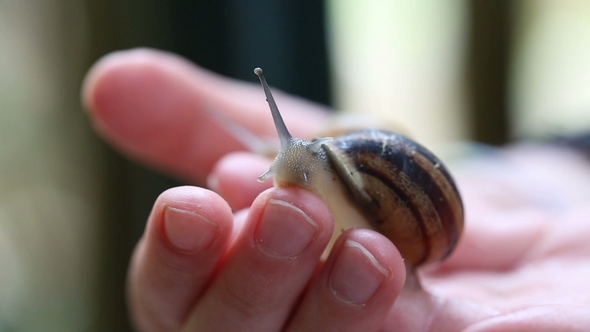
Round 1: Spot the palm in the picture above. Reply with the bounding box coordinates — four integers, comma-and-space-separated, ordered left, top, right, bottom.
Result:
84, 49, 590, 331
394, 149, 590, 330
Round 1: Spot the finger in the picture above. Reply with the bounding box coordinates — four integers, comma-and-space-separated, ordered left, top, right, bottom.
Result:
183, 187, 334, 332
287, 229, 406, 332
82, 48, 330, 183
207, 152, 273, 210
127, 186, 233, 332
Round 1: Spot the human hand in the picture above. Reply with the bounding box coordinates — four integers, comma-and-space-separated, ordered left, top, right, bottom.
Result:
83, 49, 590, 331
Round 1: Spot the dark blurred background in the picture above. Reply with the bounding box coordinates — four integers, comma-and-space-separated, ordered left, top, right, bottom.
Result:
1, 0, 589, 331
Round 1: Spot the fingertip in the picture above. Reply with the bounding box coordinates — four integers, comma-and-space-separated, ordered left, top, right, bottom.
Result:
208, 152, 273, 210
254, 186, 335, 237
288, 229, 405, 331
83, 49, 194, 115
152, 186, 233, 250
242, 186, 335, 255
328, 229, 406, 306
129, 185, 233, 331
83, 49, 195, 143
82, 50, 133, 113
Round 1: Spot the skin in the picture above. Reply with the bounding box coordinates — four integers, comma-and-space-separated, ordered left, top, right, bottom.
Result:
83, 48, 590, 331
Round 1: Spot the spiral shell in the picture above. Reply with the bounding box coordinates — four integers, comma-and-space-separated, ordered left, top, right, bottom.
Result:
324, 129, 463, 267
253, 68, 464, 281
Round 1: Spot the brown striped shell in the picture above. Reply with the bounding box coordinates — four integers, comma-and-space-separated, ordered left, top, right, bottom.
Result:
323, 129, 464, 267
253, 68, 464, 273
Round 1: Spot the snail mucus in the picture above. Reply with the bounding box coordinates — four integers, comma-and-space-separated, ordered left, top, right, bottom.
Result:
253, 67, 464, 289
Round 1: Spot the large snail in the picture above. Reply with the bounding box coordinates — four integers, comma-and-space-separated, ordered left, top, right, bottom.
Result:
253, 68, 464, 289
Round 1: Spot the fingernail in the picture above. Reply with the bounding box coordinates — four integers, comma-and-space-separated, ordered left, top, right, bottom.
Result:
164, 206, 219, 252
329, 240, 389, 305
255, 199, 319, 259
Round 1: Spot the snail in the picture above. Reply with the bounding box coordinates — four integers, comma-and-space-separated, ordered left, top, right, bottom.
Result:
253, 67, 464, 289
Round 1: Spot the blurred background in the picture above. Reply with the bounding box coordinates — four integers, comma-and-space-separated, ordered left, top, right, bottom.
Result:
1, 0, 589, 330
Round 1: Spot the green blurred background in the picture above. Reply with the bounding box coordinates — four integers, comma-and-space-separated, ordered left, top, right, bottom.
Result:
0, 1, 589, 331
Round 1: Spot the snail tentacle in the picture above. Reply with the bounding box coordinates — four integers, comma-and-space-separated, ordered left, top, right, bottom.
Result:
308, 137, 333, 153
257, 169, 273, 183
254, 68, 291, 148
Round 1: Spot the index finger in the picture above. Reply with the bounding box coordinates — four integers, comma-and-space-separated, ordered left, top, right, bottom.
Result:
82, 48, 331, 184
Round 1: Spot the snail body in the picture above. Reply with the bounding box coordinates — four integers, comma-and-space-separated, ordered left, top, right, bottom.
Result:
254, 68, 464, 286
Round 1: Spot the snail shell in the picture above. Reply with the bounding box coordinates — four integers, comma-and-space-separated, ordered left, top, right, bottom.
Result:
254, 68, 464, 279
